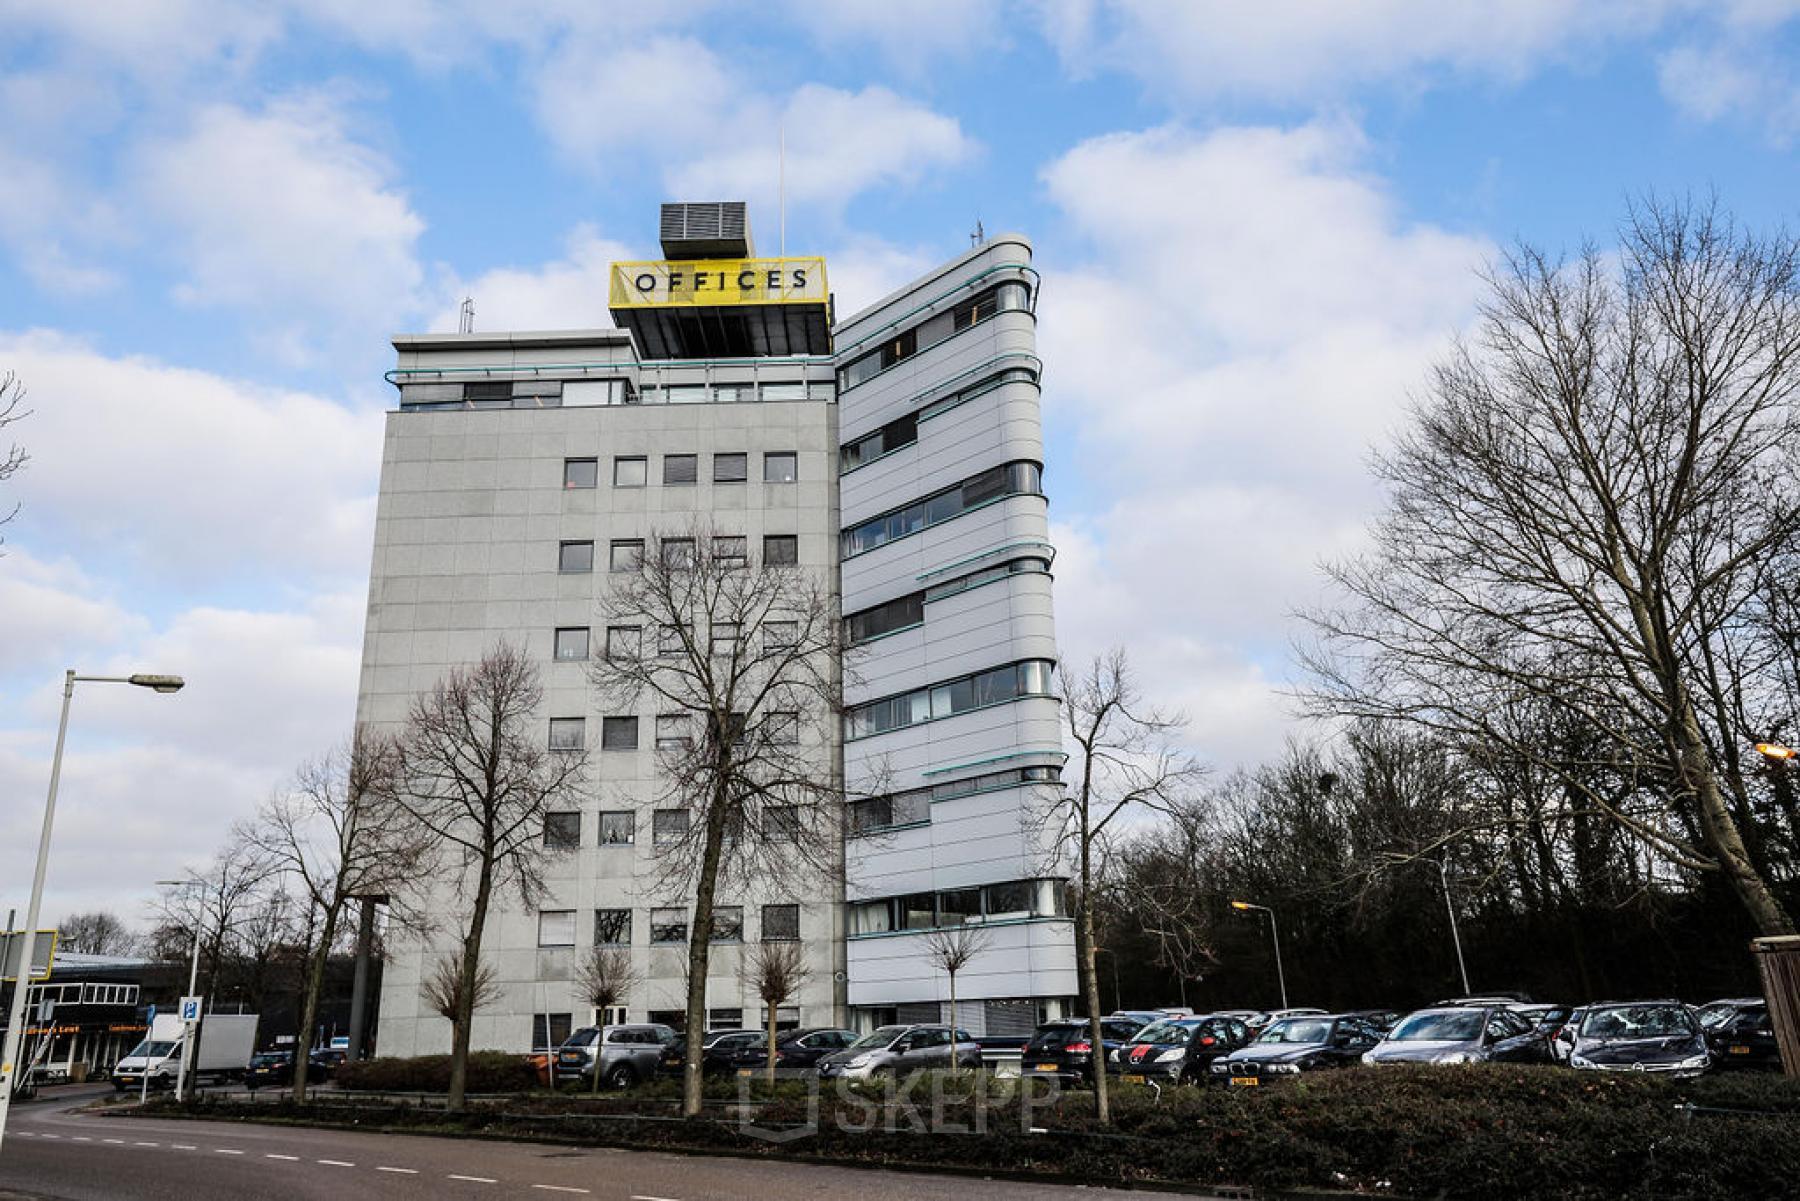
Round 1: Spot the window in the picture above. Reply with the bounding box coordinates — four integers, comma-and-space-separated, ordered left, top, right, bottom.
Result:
767, 711, 800, 745
841, 462, 1044, 558
554, 627, 590, 661
845, 592, 924, 645
763, 452, 798, 483
657, 625, 687, 656
663, 454, 698, 485
764, 621, 798, 650
923, 555, 1052, 604
900, 893, 935, 930
712, 622, 740, 657
762, 904, 800, 941
660, 537, 695, 569
559, 541, 595, 573
613, 456, 647, 487
714, 535, 747, 568
838, 328, 916, 390
533, 1012, 573, 1050
710, 906, 744, 943
759, 381, 808, 401
953, 289, 998, 330
609, 539, 643, 572
600, 716, 638, 751
548, 717, 585, 751
764, 805, 802, 841
650, 908, 688, 943
763, 534, 798, 566
538, 910, 577, 947
605, 625, 641, 659
656, 713, 692, 749
983, 880, 1033, 919
850, 899, 892, 935
938, 888, 982, 927
594, 908, 630, 946
844, 659, 1057, 739
840, 412, 918, 473
564, 458, 598, 489
713, 453, 747, 483
653, 809, 690, 846
544, 811, 581, 850
598, 811, 635, 846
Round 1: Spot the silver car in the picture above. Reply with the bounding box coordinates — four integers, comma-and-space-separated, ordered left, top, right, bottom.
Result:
815, 1024, 981, 1080
555, 1023, 677, 1089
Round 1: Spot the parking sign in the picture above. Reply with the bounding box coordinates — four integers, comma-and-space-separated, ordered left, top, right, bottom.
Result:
179, 995, 202, 1023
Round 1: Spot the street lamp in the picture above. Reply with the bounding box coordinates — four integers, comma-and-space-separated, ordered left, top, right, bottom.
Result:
0, 669, 184, 1156
1756, 742, 1797, 762
1432, 860, 1472, 996
1229, 900, 1288, 1010
153, 877, 210, 1103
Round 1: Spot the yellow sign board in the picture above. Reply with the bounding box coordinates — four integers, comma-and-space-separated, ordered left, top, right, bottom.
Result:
610, 257, 828, 309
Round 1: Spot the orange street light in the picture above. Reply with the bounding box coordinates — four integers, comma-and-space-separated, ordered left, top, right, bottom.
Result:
1227, 900, 1286, 1008
1755, 742, 1797, 762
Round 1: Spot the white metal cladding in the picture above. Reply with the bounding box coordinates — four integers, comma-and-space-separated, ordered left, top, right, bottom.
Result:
834, 235, 1074, 1011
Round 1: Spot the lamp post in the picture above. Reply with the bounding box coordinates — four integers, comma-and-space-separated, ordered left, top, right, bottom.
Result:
1229, 901, 1287, 1010
154, 878, 208, 1103
0, 670, 184, 1156
1433, 859, 1472, 996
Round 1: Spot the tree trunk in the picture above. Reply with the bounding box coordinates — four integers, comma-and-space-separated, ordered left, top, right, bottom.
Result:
1080, 833, 1109, 1124
291, 901, 340, 1103
683, 781, 730, 1118
1676, 708, 1796, 935
765, 999, 779, 1087
947, 970, 959, 1078
449, 857, 495, 1112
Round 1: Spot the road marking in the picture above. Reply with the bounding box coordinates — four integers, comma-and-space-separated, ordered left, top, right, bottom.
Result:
102, 1138, 125, 1144
533, 1188, 590, 1195
318, 1159, 355, 1167
215, 1148, 244, 1155
265, 1153, 299, 1161
172, 1144, 197, 1151
134, 1141, 159, 1147
39, 1133, 60, 1140
448, 1174, 498, 1183
70, 1136, 90, 1142
376, 1166, 419, 1174
631, 1195, 683, 1201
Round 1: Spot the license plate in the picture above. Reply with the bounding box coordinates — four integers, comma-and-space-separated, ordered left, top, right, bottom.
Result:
737, 1068, 754, 1077
1122, 1073, 1146, 1084
1035, 1063, 1058, 1072
1730, 1045, 1751, 1055
1230, 1076, 1259, 1087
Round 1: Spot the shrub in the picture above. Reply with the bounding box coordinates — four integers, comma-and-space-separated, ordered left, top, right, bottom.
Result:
336, 1051, 537, 1094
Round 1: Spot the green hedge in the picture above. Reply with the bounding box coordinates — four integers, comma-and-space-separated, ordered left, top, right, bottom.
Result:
334, 1051, 538, 1094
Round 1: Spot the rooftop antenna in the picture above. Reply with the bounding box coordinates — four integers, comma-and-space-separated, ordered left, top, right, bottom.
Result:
778, 122, 786, 259
970, 218, 986, 248
458, 296, 475, 334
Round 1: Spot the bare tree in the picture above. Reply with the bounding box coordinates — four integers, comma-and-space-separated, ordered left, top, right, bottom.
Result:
151, 838, 275, 1006
396, 642, 589, 1110
1305, 198, 1800, 936
587, 523, 843, 1117
921, 925, 990, 1076
1046, 649, 1200, 1123
56, 911, 135, 957
575, 947, 644, 1092
741, 940, 810, 1086
0, 371, 27, 549
246, 727, 433, 1100
422, 952, 500, 1024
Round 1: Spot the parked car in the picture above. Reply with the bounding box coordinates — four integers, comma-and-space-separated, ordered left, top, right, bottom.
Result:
1549, 1007, 1588, 1064
1210, 1014, 1382, 1086
1565, 1001, 1710, 1077
1024, 1017, 1144, 1086
724, 1027, 860, 1075
1363, 1006, 1552, 1066
1108, 1009, 1172, 1026
309, 1048, 348, 1078
1701, 1000, 1782, 1071
1342, 1009, 1404, 1033
1508, 1004, 1574, 1036
658, 1029, 765, 1078
1437, 993, 1531, 1006
243, 1050, 329, 1090
815, 1024, 980, 1080
1245, 1007, 1328, 1032
555, 1023, 677, 1089
1112, 1014, 1251, 1085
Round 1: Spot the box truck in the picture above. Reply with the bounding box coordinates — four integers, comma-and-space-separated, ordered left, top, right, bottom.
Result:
112, 1013, 257, 1091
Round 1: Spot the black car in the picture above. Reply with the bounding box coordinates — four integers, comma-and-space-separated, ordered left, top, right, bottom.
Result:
724, 1027, 860, 1075
1111, 1014, 1252, 1085
659, 1029, 764, 1077
1023, 1017, 1144, 1086
1701, 1000, 1782, 1071
1362, 1006, 1551, 1066
243, 1050, 328, 1090
1343, 1009, 1403, 1033
1566, 1001, 1711, 1077
1210, 1014, 1383, 1087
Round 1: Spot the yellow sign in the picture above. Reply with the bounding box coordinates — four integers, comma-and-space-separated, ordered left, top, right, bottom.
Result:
610, 257, 828, 309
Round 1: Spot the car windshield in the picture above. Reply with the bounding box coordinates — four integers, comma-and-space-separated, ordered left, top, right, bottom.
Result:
1256, 1019, 1333, 1045
1130, 1021, 1194, 1045
1580, 1005, 1694, 1040
849, 1026, 907, 1051
127, 1040, 177, 1058
563, 1029, 598, 1047
1388, 1011, 1485, 1042
1695, 1004, 1739, 1030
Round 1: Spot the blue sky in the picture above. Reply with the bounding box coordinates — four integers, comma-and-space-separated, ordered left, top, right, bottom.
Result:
4, 0, 1800, 925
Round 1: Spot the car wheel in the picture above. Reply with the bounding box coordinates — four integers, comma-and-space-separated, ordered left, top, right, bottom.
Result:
604, 1063, 637, 1091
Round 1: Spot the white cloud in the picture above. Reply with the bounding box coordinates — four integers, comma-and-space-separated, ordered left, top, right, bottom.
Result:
429, 225, 636, 334
1037, 121, 1491, 767
0, 550, 144, 678
0, 331, 382, 585
792, 0, 1006, 70
1035, 0, 1684, 102
1656, 3, 1800, 140
133, 94, 426, 361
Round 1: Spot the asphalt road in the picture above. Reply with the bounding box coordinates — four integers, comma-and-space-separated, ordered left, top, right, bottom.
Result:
0, 1087, 1198, 1201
